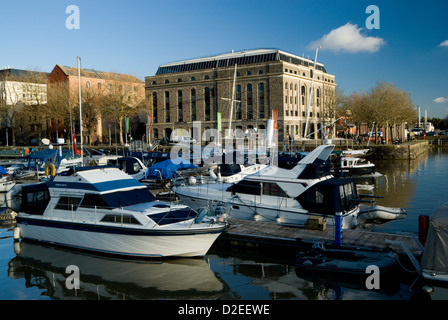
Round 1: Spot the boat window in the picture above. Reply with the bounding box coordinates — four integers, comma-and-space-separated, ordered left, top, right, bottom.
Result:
149, 207, 197, 226
55, 196, 82, 211
227, 180, 261, 195
80, 188, 157, 209
21, 185, 50, 215
100, 214, 141, 225
262, 182, 289, 197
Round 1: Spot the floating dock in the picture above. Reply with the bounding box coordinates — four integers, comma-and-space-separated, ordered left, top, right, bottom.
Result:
220, 219, 423, 258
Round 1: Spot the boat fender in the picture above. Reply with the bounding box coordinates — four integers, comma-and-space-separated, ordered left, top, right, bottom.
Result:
303, 260, 313, 266
208, 168, 218, 180
13, 241, 21, 255
188, 177, 197, 185
44, 163, 56, 176
13, 227, 21, 241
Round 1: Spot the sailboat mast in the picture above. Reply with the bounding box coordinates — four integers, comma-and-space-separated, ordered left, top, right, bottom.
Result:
304, 47, 319, 139
228, 63, 237, 136
78, 56, 83, 164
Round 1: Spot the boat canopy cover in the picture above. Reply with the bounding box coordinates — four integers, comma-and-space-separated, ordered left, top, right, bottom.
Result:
0, 166, 7, 175
421, 207, 448, 274
146, 158, 197, 180
296, 178, 358, 216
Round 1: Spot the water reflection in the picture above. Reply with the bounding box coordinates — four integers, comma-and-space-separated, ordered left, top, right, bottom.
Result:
8, 241, 229, 300
206, 250, 412, 300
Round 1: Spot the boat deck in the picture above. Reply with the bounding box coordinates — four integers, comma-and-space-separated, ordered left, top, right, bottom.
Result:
221, 219, 423, 258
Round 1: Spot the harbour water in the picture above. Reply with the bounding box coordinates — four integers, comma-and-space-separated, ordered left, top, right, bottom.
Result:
0, 147, 447, 300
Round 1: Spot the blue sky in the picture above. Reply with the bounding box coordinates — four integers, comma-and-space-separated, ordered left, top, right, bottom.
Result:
1, 0, 447, 118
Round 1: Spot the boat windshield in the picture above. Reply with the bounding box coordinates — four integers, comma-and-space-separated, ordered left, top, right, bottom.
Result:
80, 188, 157, 209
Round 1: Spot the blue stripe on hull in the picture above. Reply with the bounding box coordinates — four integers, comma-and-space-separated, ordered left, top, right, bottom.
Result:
48, 179, 144, 192
16, 216, 225, 236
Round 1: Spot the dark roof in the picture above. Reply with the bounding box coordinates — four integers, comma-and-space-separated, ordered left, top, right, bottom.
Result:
56, 65, 143, 83
0, 68, 49, 83
155, 48, 328, 75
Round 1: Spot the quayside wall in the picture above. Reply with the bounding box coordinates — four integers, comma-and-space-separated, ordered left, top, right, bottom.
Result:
366, 141, 429, 160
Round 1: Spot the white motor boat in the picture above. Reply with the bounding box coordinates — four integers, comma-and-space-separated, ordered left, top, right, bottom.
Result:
331, 156, 376, 178
10, 166, 227, 258
0, 166, 15, 193
173, 144, 362, 229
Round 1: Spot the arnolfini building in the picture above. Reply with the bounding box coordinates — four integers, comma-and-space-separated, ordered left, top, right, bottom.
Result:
145, 49, 336, 143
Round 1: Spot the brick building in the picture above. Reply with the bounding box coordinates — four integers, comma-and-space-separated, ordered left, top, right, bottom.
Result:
48, 64, 145, 144
145, 49, 336, 143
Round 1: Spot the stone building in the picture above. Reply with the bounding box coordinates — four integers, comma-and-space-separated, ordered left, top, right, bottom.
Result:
0, 68, 49, 145
145, 49, 336, 144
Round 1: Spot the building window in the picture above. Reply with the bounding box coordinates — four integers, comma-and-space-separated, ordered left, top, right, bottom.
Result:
205, 87, 211, 121
316, 88, 320, 107
191, 89, 196, 121
236, 85, 242, 120
165, 91, 170, 123
247, 84, 253, 119
178, 90, 183, 122
258, 70, 263, 74
301, 85, 306, 105
98, 83, 101, 89
190, 76, 196, 81
259, 83, 265, 119
152, 92, 158, 123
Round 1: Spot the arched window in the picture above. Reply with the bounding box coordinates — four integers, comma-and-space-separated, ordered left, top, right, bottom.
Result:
190, 76, 196, 81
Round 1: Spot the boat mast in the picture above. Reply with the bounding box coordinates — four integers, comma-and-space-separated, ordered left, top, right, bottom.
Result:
78, 56, 83, 165
304, 47, 319, 139
221, 63, 238, 138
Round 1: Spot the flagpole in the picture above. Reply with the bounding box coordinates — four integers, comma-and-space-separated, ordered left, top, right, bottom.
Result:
78, 56, 83, 165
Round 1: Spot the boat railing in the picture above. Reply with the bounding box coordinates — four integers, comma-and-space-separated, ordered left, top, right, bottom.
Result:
73, 203, 220, 228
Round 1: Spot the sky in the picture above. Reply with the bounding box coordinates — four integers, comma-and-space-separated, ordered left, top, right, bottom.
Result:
1, 0, 447, 118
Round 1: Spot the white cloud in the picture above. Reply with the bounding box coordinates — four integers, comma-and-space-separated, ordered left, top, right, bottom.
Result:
434, 97, 448, 103
439, 40, 448, 47
308, 23, 385, 53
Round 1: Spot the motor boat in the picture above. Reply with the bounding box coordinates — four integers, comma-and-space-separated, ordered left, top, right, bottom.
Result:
172, 151, 268, 186
9, 166, 227, 258
296, 242, 398, 275
174, 143, 406, 229
0, 166, 15, 193
174, 144, 361, 229
331, 156, 376, 178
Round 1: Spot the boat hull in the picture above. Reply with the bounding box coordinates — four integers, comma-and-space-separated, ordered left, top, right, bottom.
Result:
175, 190, 358, 229
332, 165, 376, 178
16, 216, 225, 258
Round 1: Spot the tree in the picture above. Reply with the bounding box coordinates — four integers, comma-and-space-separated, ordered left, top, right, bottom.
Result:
338, 81, 416, 143
101, 75, 145, 145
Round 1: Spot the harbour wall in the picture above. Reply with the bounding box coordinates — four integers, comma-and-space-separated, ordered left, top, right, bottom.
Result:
365, 141, 429, 160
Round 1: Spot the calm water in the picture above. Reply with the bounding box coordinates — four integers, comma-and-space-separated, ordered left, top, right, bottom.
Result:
1, 148, 447, 300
